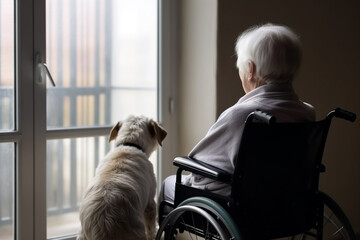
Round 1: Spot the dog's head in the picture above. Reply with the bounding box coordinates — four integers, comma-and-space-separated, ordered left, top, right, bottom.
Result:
108, 116, 167, 156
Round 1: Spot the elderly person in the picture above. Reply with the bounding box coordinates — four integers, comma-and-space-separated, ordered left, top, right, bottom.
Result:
159, 23, 315, 206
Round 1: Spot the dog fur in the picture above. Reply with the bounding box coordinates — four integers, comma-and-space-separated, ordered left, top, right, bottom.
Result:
77, 116, 167, 240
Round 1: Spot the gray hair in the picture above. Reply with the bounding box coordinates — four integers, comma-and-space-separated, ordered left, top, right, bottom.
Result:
235, 23, 302, 84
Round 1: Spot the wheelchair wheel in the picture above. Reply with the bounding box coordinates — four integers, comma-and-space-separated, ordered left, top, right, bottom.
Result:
178, 197, 242, 240
156, 197, 242, 240
283, 191, 356, 240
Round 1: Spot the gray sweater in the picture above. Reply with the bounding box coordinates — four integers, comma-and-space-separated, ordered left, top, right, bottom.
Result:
186, 83, 315, 195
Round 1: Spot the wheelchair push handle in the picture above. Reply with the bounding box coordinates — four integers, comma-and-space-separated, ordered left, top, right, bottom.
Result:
252, 110, 276, 124
330, 108, 357, 122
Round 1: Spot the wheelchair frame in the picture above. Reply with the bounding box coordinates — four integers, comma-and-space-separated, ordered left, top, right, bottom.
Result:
157, 108, 357, 240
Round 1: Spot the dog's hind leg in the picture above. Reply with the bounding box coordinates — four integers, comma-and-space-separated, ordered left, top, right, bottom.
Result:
121, 216, 148, 240
144, 199, 156, 240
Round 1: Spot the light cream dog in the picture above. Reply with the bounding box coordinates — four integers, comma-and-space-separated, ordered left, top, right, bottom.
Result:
77, 116, 167, 240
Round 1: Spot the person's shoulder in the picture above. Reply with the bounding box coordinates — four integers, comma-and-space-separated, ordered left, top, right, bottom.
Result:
301, 101, 316, 121
218, 101, 256, 125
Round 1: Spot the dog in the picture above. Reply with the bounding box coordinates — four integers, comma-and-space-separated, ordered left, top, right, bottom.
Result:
77, 116, 167, 240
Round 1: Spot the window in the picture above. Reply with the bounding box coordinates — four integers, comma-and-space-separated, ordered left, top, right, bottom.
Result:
45, 1, 157, 237
0, 0, 178, 239
0, 0, 15, 238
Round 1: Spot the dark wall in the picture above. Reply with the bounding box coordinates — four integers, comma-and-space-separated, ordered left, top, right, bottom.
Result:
216, 0, 360, 234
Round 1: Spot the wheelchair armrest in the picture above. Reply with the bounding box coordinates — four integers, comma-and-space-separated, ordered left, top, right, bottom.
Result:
174, 156, 232, 183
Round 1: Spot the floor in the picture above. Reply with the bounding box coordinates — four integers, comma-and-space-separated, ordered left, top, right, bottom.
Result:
48, 212, 80, 238
0, 212, 80, 240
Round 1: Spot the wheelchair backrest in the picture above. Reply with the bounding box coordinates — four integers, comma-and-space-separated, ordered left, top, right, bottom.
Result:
231, 111, 332, 237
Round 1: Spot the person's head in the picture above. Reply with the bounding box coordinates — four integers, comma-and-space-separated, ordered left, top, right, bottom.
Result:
235, 23, 302, 93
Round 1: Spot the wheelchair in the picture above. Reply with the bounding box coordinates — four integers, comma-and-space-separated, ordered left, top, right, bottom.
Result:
157, 108, 357, 240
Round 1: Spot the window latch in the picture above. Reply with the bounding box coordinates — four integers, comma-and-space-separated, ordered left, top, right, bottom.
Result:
35, 53, 56, 87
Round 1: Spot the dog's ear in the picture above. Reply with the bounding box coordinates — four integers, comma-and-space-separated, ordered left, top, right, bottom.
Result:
149, 120, 167, 146
109, 121, 122, 142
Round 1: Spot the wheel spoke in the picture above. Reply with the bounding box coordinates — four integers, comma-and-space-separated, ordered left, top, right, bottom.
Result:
331, 226, 345, 239
205, 219, 210, 239
180, 215, 194, 240
156, 204, 231, 240
190, 212, 198, 240
324, 211, 347, 239
323, 212, 335, 228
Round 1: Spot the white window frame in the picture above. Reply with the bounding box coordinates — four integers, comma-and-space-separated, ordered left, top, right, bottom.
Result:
11, 0, 179, 239
16, 0, 37, 238
157, 0, 179, 186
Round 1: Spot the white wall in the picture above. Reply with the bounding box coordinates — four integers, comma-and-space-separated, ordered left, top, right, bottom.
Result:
178, 0, 218, 155
160, 0, 218, 183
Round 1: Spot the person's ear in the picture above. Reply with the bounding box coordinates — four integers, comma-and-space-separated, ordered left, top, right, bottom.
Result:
248, 61, 256, 81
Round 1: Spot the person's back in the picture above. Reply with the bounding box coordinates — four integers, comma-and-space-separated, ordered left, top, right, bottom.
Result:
188, 85, 314, 196
159, 23, 315, 204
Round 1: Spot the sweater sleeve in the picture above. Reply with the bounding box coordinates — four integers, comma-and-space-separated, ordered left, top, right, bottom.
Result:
188, 105, 249, 174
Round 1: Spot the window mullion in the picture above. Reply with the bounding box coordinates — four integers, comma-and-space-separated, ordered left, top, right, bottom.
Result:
33, 0, 47, 238
16, 0, 36, 239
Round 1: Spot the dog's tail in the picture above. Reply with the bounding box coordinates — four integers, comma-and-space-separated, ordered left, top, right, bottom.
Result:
79, 181, 146, 240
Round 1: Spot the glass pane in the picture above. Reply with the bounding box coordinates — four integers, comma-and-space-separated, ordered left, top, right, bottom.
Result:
46, 0, 158, 129
0, 143, 15, 240
0, 0, 15, 132
47, 136, 108, 238
46, 136, 158, 238
46, 0, 158, 237
111, 89, 157, 120
45, 137, 157, 238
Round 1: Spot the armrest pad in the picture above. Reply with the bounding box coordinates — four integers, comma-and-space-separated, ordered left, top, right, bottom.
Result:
173, 156, 232, 183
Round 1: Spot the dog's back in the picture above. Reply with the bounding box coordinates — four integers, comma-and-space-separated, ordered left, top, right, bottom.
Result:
78, 150, 155, 240
77, 116, 166, 240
